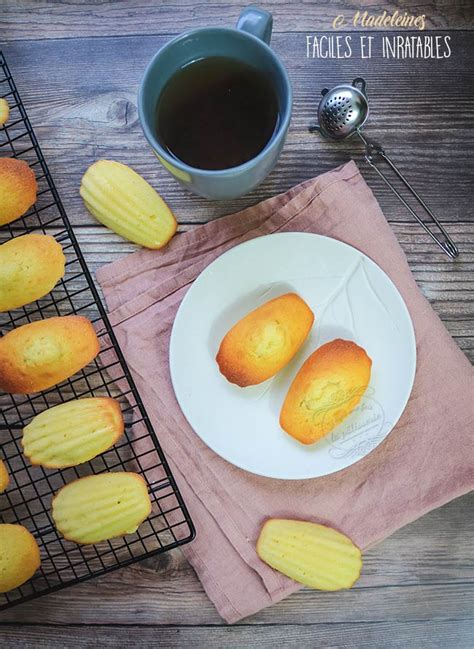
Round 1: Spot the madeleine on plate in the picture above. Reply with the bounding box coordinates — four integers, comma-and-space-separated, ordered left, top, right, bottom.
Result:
216, 293, 314, 387
280, 339, 372, 444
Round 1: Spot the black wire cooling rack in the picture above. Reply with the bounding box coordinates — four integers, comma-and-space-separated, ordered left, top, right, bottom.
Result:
0, 51, 195, 611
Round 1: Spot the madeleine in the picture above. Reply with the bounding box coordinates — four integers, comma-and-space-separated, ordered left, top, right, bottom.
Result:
216, 293, 314, 387
280, 339, 372, 444
0, 316, 99, 394
52, 472, 152, 545
80, 160, 177, 248
0, 158, 37, 225
0, 234, 65, 312
22, 397, 124, 468
0, 524, 41, 593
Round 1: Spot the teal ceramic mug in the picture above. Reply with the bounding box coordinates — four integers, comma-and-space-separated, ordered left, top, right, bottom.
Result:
138, 6, 292, 200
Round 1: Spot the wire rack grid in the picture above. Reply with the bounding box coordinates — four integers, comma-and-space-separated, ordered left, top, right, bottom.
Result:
0, 51, 195, 611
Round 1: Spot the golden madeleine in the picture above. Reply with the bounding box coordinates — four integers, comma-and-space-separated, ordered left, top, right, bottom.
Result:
257, 519, 362, 591
0, 315, 100, 394
0, 158, 38, 225
0, 234, 65, 312
0, 98, 9, 126
216, 293, 314, 387
80, 160, 177, 249
280, 339, 372, 445
52, 472, 152, 545
0, 524, 41, 593
0, 459, 9, 493
22, 397, 124, 468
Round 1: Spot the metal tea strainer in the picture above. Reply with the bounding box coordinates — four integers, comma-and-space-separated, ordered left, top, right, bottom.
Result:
309, 78, 459, 259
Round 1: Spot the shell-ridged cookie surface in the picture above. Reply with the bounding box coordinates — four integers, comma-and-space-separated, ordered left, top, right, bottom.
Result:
52, 472, 152, 544
22, 397, 124, 468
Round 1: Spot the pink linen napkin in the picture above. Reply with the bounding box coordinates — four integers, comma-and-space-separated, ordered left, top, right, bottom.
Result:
96, 161, 474, 623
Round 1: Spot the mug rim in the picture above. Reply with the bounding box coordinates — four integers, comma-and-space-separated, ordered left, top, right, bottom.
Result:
138, 26, 292, 178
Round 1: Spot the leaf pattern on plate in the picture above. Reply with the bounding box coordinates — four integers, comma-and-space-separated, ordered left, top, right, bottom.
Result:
314, 254, 401, 349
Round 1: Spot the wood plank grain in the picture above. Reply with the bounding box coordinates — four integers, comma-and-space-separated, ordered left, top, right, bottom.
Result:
3, 222, 471, 351
1, 31, 472, 224
1, 619, 474, 649
1, 0, 471, 41
1, 493, 472, 626
0, 4, 472, 641
2, 574, 473, 627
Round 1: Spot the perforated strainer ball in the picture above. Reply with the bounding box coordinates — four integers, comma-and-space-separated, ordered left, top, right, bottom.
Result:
316, 79, 369, 140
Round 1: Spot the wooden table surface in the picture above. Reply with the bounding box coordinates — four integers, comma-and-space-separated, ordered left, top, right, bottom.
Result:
1, 1, 473, 647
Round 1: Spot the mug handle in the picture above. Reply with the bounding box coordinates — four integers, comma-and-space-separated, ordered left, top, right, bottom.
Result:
236, 6, 273, 44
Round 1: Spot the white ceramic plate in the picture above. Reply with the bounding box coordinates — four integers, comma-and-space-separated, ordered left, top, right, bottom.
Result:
170, 233, 416, 480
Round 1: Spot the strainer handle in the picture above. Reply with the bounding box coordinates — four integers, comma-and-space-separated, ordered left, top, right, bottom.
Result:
352, 78, 367, 96
358, 132, 459, 259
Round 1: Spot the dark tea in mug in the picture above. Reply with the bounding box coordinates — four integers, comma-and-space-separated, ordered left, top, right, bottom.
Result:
155, 56, 279, 171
